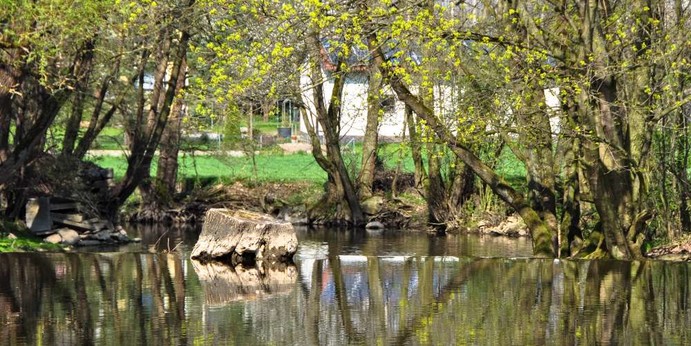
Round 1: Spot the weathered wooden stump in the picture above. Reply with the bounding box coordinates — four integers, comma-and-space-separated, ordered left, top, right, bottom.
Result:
191, 209, 298, 264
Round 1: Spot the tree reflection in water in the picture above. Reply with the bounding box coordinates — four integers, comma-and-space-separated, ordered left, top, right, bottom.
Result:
1, 252, 690, 345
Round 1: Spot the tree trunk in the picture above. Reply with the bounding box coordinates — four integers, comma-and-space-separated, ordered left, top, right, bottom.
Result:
61, 39, 96, 156
369, 38, 555, 257
357, 61, 381, 199
559, 134, 582, 256
261, 99, 274, 122
304, 32, 364, 226
106, 1, 194, 219
73, 52, 125, 159
426, 142, 448, 228
447, 158, 476, 216
0, 66, 16, 163
513, 86, 560, 250
155, 57, 187, 201
405, 105, 426, 192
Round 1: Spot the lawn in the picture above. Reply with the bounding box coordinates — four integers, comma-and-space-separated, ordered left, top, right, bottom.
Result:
86, 140, 527, 188
88, 151, 328, 183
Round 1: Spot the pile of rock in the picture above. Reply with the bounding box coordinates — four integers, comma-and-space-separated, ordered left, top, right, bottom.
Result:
476, 214, 530, 237
25, 196, 136, 246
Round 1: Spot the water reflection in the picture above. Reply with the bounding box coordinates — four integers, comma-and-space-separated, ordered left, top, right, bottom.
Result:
192, 261, 297, 304
2, 250, 690, 345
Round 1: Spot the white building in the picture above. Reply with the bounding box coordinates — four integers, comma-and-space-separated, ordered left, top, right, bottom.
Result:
298, 43, 562, 141
299, 67, 408, 140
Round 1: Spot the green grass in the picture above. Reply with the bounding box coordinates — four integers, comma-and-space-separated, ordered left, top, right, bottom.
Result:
252, 119, 284, 135
86, 140, 528, 190
93, 126, 126, 150
0, 222, 64, 253
494, 148, 527, 187
0, 236, 64, 252
88, 151, 328, 183
45, 124, 127, 151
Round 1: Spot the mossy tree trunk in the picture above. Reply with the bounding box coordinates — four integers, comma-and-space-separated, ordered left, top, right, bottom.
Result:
405, 105, 427, 193
357, 59, 382, 200
369, 36, 556, 257
303, 33, 365, 226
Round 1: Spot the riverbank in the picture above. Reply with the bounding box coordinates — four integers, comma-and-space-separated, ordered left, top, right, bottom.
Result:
0, 221, 64, 252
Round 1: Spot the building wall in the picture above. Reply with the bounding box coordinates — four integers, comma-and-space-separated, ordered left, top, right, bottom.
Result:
299, 70, 407, 140
299, 68, 563, 141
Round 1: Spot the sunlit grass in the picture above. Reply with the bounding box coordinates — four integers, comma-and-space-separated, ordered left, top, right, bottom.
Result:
88, 151, 328, 183
87, 140, 528, 188
0, 222, 64, 253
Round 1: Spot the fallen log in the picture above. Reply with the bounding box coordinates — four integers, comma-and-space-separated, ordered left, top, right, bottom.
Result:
190, 209, 298, 264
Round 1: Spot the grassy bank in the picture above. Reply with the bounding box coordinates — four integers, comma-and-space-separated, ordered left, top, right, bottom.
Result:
0, 222, 64, 253
0, 236, 64, 252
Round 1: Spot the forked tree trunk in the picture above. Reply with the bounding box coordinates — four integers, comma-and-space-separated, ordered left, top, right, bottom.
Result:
358, 61, 382, 199
73, 51, 126, 159
303, 32, 364, 226
106, 0, 194, 219
61, 39, 96, 157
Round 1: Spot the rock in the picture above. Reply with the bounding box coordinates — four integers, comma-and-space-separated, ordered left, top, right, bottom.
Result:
191, 209, 297, 264
365, 221, 385, 230
277, 207, 309, 225
361, 196, 384, 215
481, 215, 529, 237
7, 233, 17, 240
476, 220, 490, 229
44, 233, 62, 244
57, 228, 80, 245
92, 230, 112, 241
78, 240, 102, 246
26, 197, 53, 234
114, 229, 130, 242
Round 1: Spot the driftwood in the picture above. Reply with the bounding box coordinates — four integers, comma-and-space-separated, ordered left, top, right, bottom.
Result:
190, 209, 298, 264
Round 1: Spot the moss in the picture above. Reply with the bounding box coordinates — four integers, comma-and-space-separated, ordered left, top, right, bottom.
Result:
0, 221, 65, 253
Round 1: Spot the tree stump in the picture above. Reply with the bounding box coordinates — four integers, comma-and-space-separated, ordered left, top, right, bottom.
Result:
191, 209, 298, 264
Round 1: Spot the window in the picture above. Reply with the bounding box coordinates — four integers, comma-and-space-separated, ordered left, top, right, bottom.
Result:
380, 95, 396, 114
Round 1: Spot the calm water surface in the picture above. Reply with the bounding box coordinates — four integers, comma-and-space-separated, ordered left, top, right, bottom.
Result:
1, 225, 690, 345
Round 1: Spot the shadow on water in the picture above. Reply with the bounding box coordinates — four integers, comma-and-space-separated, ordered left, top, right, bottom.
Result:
1, 225, 690, 345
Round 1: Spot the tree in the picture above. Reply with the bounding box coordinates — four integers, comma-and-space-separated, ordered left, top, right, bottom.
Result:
107, 0, 196, 220
0, 0, 112, 217
303, 33, 365, 225
362, 0, 691, 258
357, 60, 382, 200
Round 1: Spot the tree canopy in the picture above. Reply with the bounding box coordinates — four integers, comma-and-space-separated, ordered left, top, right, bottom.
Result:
2, 0, 691, 259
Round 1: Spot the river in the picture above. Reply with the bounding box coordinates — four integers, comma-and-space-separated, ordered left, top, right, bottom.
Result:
1, 226, 689, 345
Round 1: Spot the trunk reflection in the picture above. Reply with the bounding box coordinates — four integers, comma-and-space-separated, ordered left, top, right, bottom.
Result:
1, 253, 690, 345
